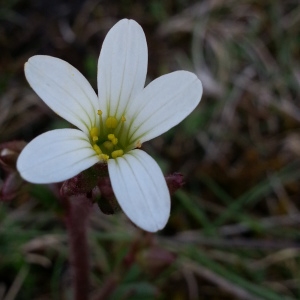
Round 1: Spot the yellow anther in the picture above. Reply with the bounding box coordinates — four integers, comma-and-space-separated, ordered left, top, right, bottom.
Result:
107, 134, 115, 141
107, 134, 118, 145
93, 144, 102, 155
111, 149, 124, 159
93, 136, 98, 142
106, 116, 118, 129
103, 141, 114, 151
97, 110, 102, 115
121, 116, 126, 122
90, 127, 99, 137
99, 154, 109, 161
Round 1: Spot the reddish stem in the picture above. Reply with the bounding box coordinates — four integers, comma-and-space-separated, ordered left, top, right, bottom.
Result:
64, 195, 92, 300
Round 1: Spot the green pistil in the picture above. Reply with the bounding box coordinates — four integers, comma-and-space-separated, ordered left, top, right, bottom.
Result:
90, 113, 127, 161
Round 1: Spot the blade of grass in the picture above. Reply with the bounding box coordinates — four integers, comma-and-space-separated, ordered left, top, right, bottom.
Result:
183, 247, 294, 300
176, 189, 216, 235
213, 161, 300, 226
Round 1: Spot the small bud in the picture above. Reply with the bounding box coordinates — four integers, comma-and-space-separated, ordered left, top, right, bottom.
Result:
96, 177, 120, 214
0, 141, 26, 170
165, 173, 184, 194
0, 172, 23, 202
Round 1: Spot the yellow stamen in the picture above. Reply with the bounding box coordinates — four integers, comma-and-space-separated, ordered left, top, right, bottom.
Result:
106, 116, 118, 129
111, 149, 124, 159
90, 127, 99, 143
107, 134, 115, 141
136, 140, 142, 148
99, 154, 109, 161
93, 144, 102, 154
90, 127, 99, 137
97, 110, 103, 136
107, 134, 118, 145
117, 115, 126, 137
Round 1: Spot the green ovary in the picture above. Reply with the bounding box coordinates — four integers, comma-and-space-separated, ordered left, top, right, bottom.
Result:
89, 110, 129, 161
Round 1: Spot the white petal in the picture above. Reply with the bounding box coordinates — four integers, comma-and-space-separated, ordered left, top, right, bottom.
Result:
127, 71, 203, 145
25, 56, 99, 133
97, 19, 148, 119
108, 149, 170, 232
17, 129, 99, 184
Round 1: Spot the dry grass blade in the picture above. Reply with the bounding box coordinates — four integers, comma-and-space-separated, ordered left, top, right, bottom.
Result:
3, 267, 29, 300
181, 259, 261, 300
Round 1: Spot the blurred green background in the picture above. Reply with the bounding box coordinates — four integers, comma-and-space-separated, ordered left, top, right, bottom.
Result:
1, 0, 300, 299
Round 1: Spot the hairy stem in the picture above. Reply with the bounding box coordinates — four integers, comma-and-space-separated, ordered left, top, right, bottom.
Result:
64, 195, 92, 300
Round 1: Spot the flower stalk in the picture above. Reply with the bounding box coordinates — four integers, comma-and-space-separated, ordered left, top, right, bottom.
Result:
63, 194, 93, 300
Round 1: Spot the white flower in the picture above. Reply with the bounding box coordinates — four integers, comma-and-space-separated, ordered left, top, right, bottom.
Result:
17, 19, 203, 232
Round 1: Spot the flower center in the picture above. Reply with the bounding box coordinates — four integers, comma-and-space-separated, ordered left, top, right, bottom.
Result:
90, 110, 127, 161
